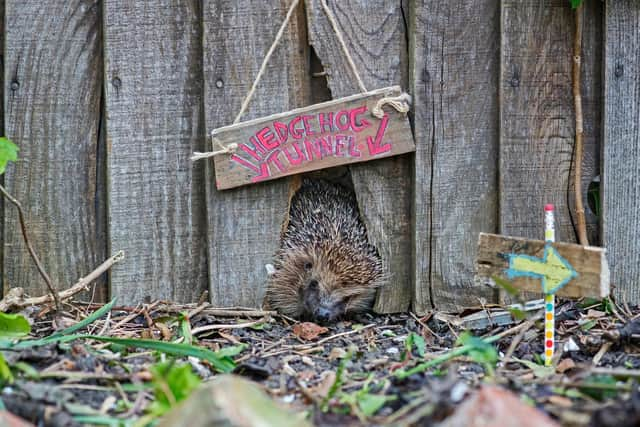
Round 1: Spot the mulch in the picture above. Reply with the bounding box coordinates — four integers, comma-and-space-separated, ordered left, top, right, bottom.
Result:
1, 297, 639, 426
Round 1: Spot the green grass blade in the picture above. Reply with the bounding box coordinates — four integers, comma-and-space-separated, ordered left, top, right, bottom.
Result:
52, 298, 117, 337
73, 335, 242, 373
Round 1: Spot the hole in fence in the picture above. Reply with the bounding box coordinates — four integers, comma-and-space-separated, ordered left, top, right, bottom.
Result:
587, 175, 600, 218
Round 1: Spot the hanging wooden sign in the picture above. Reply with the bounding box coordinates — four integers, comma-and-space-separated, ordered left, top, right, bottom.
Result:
475, 233, 610, 299
209, 86, 415, 190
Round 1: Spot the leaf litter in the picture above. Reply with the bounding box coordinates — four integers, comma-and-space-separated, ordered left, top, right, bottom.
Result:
0, 297, 638, 426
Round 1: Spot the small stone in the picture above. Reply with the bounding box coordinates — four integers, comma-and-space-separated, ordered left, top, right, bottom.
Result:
564, 337, 580, 352
329, 347, 346, 361
386, 347, 399, 355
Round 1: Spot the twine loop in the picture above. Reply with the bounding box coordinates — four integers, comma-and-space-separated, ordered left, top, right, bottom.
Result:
372, 93, 412, 119
190, 139, 237, 161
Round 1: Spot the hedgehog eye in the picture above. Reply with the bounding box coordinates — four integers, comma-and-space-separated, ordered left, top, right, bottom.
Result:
303, 262, 312, 271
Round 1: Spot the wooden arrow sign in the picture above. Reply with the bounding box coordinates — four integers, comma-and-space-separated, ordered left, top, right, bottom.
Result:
475, 233, 610, 299
209, 86, 415, 190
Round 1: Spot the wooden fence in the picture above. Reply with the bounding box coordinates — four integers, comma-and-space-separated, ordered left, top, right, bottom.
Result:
2, 0, 638, 313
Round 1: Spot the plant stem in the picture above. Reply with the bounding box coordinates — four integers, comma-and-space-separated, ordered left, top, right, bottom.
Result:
0, 183, 61, 312
573, 3, 588, 246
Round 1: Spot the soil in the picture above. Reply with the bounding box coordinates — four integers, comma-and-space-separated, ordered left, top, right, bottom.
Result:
1, 298, 639, 426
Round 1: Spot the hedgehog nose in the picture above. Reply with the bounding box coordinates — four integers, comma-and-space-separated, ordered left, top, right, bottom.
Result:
316, 307, 332, 323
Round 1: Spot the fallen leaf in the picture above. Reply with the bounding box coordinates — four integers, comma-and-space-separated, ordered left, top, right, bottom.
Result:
547, 395, 573, 408
292, 322, 328, 341
439, 386, 560, 427
556, 358, 576, 373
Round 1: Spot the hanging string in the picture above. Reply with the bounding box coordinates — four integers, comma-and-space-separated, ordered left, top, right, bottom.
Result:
318, 0, 368, 94
190, 141, 237, 161
233, 0, 302, 125
193, 0, 407, 162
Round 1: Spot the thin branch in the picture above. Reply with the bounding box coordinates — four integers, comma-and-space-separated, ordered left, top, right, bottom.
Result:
573, 4, 588, 246
0, 183, 61, 311
0, 250, 124, 312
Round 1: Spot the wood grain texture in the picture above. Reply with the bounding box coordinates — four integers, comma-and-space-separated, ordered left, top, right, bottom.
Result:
410, 0, 500, 312
306, 0, 412, 313
203, 0, 311, 307
3, 0, 105, 300
212, 87, 415, 190
500, 0, 600, 244
476, 233, 609, 299
603, 0, 640, 302
103, 0, 208, 303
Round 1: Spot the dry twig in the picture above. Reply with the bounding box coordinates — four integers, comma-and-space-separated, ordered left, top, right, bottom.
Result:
0, 250, 124, 312
0, 183, 61, 311
572, 3, 588, 245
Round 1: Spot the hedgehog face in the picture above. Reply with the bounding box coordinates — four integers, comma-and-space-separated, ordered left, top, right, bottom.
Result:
265, 242, 381, 324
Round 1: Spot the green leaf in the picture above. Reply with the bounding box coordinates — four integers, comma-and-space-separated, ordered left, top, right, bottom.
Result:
456, 332, 498, 366
0, 352, 13, 384
178, 312, 193, 345
147, 361, 201, 417
512, 357, 554, 378
492, 275, 519, 297
0, 312, 31, 338
215, 344, 248, 358
580, 319, 597, 331
0, 137, 18, 175
570, 0, 582, 9
357, 393, 389, 417
406, 332, 426, 357
74, 336, 240, 373
507, 307, 527, 321
578, 375, 619, 400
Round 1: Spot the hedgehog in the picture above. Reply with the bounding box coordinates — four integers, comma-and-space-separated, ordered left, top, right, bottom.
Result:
264, 178, 384, 323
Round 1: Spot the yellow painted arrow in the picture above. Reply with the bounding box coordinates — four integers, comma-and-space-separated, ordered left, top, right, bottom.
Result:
506, 244, 578, 294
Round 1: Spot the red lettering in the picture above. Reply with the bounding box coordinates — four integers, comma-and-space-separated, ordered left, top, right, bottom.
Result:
283, 142, 307, 166
367, 114, 392, 155
334, 135, 346, 157
256, 127, 278, 150
304, 139, 323, 160
231, 153, 260, 173
302, 115, 315, 137
348, 136, 361, 157
273, 121, 288, 144
250, 163, 271, 183
350, 105, 371, 132
289, 116, 305, 139
239, 142, 263, 161
335, 110, 350, 131
318, 136, 332, 155
269, 150, 286, 172
318, 112, 334, 133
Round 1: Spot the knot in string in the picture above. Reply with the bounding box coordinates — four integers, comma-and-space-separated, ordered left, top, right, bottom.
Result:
190, 139, 237, 161
372, 93, 412, 119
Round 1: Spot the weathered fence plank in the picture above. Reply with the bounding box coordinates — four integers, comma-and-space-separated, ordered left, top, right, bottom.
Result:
203, 0, 311, 307
500, 0, 600, 246
103, 1, 208, 302
306, 0, 412, 313
4, 0, 105, 299
410, 0, 500, 312
603, 0, 640, 302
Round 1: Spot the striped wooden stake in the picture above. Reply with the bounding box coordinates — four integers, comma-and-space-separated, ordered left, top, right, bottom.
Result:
544, 204, 555, 366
